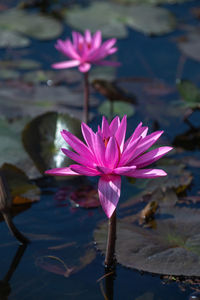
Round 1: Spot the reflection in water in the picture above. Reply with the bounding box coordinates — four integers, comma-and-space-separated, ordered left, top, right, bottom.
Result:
0, 244, 27, 300
105, 265, 116, 300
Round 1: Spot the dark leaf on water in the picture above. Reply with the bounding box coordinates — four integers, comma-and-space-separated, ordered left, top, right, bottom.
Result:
0, 163, 40, 205
177, 27, 200, 63
177, 80, 200, 109
65, 2, 176, 37
22, 112, 82, 174
0, 8, 62, 40
173, 126, 200, 150
94, 207, 200, 276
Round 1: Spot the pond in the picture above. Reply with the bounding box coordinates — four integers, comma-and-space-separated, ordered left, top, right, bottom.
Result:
0, 0, 200, 299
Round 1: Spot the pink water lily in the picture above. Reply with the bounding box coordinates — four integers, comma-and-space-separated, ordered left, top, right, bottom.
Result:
52, 30, 119, 73
45, 116, 172, 218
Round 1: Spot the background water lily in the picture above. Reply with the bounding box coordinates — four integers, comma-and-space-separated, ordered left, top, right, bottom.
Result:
52, 29, 119, 73
45, 116, 172, 218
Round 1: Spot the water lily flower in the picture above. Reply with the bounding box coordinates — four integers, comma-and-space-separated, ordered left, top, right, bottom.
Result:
45, 116, 172, 218
52, 29, 119, 73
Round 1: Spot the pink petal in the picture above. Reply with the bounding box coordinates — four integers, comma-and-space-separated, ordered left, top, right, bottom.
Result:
125, 168, 167, 178
61, 130, 94, 161
79, 62, 91, 73
101, 38, 117, 52
128, 131, 164, 164
84, 29, 92, 45
101, 116, 111, 138
95, 60, 121, 67
52, 60, 80, 69
61, 148, 94, 168
45, 167, 79, 176
115, 115, 127, 152
133, 146, 173, 168
92, 30, 102, 48
95, 166, 112, 174
124, 123, 148, 150
94, 132, 106, 166
70, 164, 99, 176
109, 116, 120, 135
105, 137, 119, 169
72, 31, 79, 49
98, 175, 121, 218
65, 40, 80, 60
107, 47, 118, 55
81, 122, 95, 153
119, 136, 142, 166
113, 166, 136, 175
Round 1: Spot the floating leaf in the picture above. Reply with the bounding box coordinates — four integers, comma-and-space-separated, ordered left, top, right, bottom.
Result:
0, 8, 62, 40
177, 27, 200, 63
65, 2, 176, 37
0, 69, 20, 80
0, 117, 40, 179
0, 29, 30, 48
0, 59, 41, 70
94, 207, 200, 276
125, 5, 176, 36
22, 112, 82, 174
0, 163, 40, 205
98, 101, 135, 118
136, 164, 193, 194
177, 80, 200, 109
112, 0, 192, 4
65, 2, 128, 39
173, 126, 200, 150
0, 83, 98, 120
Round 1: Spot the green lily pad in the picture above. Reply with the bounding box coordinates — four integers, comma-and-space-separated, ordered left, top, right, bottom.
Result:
0, 83, 98, 120
94, 207, 200, 276
65, 2, 176, 37
65, 2, 128, 38
0, 29, 30, 48
98, 100, 135, 118
0, 117, 41, 179
177, 27, 200, 63
22, 112, 82, 174
0, 59, 41, 70
136, 164, 193, 194
0, 8, 62, 40
0, 68, 20, 80
177, 80, 200, 109
0, 163, 40, 205
112, 0, 192, 4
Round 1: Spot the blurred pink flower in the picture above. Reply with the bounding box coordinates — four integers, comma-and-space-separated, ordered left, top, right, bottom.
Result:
45, 116, 172, 218
52, 30, 119, 73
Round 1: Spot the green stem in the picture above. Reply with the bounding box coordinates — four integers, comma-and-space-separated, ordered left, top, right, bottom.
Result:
83, 72, 89, 124
105, 210, 116, 268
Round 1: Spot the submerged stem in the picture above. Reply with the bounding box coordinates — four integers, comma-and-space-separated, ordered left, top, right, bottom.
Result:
83, 72, 89, 124
105, 210, 116, 268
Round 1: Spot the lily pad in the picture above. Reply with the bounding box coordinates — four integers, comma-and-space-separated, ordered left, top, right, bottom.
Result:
0, 117, 40, 179
98, 101, 135, 118
0, 69, 20, 80
0, 8, 62, 40
0, 59, 41, 70
0, 29, 30, 48
0, 163, 40, 205
65, 2, 176, 37
177, 80, 200, 109
94, 207, 200, 276
65, 2, 128, 38
0, 83, 98, 120
22, 112, 82, 174
177, 27, 200, 63
112, 0, 192, 4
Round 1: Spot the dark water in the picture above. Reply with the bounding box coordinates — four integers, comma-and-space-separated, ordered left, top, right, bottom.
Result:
0, 1, 200, 299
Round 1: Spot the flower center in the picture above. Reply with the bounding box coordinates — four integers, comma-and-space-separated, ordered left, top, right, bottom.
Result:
103, 137, 110, 147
